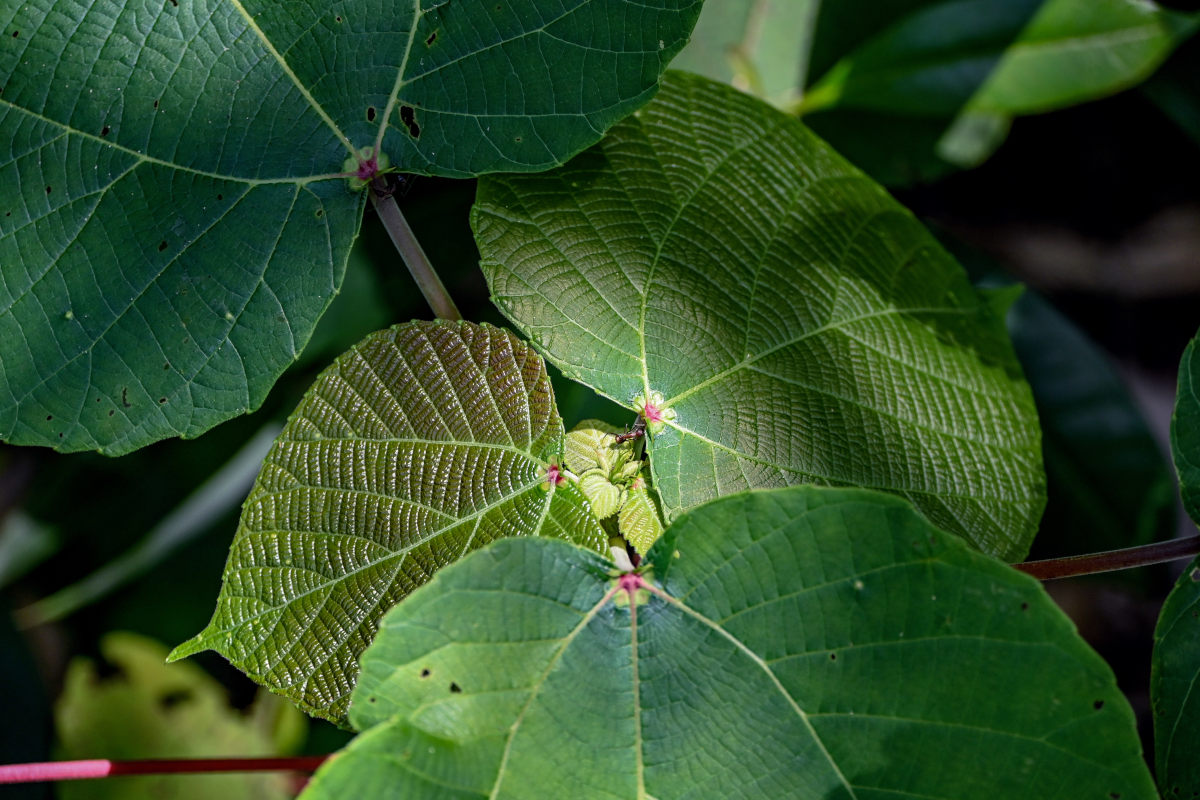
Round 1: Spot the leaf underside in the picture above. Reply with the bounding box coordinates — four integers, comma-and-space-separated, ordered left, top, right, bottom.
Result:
1173, 331, 1200, 526
0, 0, 702, 453
302, 486, 1154, 800
170, 321, 605, 725
473, 71, 1045, 561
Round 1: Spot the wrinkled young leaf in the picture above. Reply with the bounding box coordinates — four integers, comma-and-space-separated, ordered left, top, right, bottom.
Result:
616, 481, 661, 553
1174, 330, 1200, 524
0, 0, 701, 454
58, 633, 301, 800
170, 321, 605, 724
301, 486, 1154, 799
474, 71, 1044, 560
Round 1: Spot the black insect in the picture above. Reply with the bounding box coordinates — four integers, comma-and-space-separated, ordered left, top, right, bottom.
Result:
371, 172, 415, 200
614, 419, 646, 444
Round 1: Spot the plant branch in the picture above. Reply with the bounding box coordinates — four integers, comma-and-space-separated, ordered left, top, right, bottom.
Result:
1014, 535, 1200, 581
0, 756, 330, 785
369, 179, 461, 321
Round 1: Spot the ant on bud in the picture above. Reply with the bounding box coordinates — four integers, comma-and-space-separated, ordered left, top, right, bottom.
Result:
614, 419, 646, 444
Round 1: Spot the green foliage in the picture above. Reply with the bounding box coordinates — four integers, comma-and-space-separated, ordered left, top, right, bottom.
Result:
301, 487, 1154, 799
170, 321, 605, 725
1152, 558, 1200, 799
0, 0, 701, 454
676, 0, 1198, 184
474, 71, 1044, 560
56, 632, 302, 800
1148, 328, 1200, 798
1173, 330, 1200, 525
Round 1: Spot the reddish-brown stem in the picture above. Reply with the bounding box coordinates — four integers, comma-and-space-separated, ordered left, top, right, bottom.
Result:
1014, 534, 1200, 581
0, 756, 330, 785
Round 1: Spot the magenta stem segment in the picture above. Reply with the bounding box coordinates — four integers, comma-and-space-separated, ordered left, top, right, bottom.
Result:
369, 178, 462, 321
1015, 534, 1200, 581
0, 756, 330, 785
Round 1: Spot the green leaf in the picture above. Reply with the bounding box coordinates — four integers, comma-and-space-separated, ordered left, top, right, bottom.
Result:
616, 481, 662, 553
578, 469, 623, 519
1152, 556, 1200, 799
1174, 330, 1200, 526
57, 632, 302, 800
800, 0, 1196, 183
170, 321, 606, 725
804, 0, 1195, 117
302, 486, 1154, 799
0, 0, 702, 454
474, 71, 1044, 560
671, 0, 815, 106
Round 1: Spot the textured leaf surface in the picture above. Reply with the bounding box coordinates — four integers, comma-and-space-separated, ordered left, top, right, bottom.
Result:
171, 321, 605, 724
1174, 330, 1200, 525
302, 486, 1154, 799
0, 0, 701, 453
1152, 557, 1200, 799
474, 71, 1044, 560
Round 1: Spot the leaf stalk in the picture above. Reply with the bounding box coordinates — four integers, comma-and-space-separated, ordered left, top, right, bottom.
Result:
369, 178, 462, 321
0, 756, 330, 785
1015, 534, 1200, 580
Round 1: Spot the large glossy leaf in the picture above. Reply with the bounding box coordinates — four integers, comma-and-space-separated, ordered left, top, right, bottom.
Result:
169, 321, 606, 724
0, 0, 702, 454
1174, 330, 1200, 525
474, 71, 1044, 560
302, 486, 1154, 799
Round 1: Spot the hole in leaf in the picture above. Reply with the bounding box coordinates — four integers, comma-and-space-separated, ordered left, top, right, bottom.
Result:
167, 0, 178, 7
158, 241, 168, 252
366, 106, 376, 122
829, 652, 837, 661
420, 668, 431, 678
11, 30, 17, 37
1094, 700, 1104, 710
100, 125, 110, 136
122, 388, 131, 408
367, 696, 377, 703
45, 186, 51, 194
45, 415, 52, 421
158, 397, 167, 404
108, 409, 115, 417
159, 689, 192, 709
59, 432, 63, 438
449, 682, 462, 693
1020, 602, 1029, 611
163, 362, 170, 370
314, 209, 324, 218
425, 30, 437, 45
153, 99, 159, 108
400, 105, 420, 138
514, 135, 522, 143
335, 15, 342, 22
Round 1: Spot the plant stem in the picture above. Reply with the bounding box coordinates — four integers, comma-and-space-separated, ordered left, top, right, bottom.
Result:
0, 756, 330, 785
369, 179, 461, 321
1014, 535, 1200, 581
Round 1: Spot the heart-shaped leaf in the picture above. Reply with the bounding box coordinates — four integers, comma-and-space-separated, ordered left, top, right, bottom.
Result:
170, 321, 605, 724
301, 486, 1154, 799
0, 0, 702, 454
473, 71, 1044, 560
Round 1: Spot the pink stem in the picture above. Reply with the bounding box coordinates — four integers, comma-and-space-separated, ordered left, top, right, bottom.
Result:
0, 756, 329, 785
